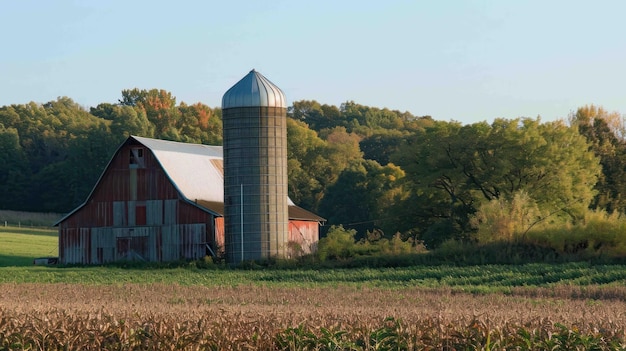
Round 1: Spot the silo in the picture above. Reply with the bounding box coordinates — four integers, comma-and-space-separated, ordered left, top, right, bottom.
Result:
221, 69, 289, 262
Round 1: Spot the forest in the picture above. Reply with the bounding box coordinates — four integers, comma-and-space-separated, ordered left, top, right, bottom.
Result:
1, 89, 625, 256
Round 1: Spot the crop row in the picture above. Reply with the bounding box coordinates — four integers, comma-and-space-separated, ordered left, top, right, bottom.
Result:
2, 309, 625, 350
2, 283, 626, 350
3, 263, 626, 291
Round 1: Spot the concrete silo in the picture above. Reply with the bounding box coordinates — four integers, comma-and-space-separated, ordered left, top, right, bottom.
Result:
221, 69, 289, 262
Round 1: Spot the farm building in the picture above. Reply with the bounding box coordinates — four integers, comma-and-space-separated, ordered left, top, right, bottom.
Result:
54, 135, 324, 265
222, 69, 291, 261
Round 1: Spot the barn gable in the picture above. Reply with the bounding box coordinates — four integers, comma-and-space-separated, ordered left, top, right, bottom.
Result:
56, 136, 323, 264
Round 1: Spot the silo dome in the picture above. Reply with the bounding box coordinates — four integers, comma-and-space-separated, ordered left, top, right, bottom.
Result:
222, 69, 286, 109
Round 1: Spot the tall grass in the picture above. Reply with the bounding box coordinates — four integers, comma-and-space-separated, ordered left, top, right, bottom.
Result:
525, 210, 626, 259
0, 210, 62, 228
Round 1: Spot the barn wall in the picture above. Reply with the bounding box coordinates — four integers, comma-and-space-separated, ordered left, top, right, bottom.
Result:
288, 220, 319, 255
214, 217, 225, 253
58, 142, 218, 265
60, 224, 208, 264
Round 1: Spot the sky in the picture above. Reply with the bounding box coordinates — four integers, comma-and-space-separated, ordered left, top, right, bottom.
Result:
1, 0, 625, 125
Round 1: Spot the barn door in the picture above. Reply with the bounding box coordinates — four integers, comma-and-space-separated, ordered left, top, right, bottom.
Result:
116, 236, 131, 260
115, 228, 150, 261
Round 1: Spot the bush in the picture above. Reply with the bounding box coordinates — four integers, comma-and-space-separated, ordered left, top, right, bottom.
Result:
525, 210, 626, 260
317, 225, 358, 261
470, 191, 545, 244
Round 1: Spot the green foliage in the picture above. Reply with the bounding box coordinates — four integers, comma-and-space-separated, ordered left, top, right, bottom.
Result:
470, 191, 545, 243
178, 102, 223, 145
419, 219, 461, 249
288, 100, 342, 131
395, 117, 601, 248
373, 233, 420, 255
359, 129, 407, 165
4, 257, 626, 295
525, 209, 626, 260
275, 324, 318, 350
362, 317, 408, 350
317, 225, 358, 261
317, 225, 424, 262
570, 105, 626, 214
0, 125, 29, 209
0, 98, 120, 212
94, 103, 155, 138
286, 118, 327, 211
319, 160, 406, 237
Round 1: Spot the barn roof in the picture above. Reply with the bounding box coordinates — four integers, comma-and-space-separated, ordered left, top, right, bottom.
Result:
132, 136, 225, 204
55, 135, 324, 225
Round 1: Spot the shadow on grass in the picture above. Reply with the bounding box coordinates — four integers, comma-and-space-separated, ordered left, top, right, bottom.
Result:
0, 254, 37, 267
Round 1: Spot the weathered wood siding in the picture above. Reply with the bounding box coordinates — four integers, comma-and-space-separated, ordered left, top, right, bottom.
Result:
58, 141, 218, 265
57, 138, 319, 264
288, 220, 319, 254
60, 224, 208, 264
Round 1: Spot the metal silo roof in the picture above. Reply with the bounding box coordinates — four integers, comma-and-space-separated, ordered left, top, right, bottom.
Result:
221, 69, 286, 109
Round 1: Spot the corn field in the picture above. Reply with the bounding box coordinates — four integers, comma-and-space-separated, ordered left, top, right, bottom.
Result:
1, 283, 625, 350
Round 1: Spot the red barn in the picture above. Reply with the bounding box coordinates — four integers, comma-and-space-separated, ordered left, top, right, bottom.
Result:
55, 136, 324, 264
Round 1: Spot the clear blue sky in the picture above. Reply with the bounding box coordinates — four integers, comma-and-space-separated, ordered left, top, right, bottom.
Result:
1, 0, 624, 124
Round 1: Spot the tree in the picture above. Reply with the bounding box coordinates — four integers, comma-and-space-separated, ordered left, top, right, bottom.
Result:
119, 88, 149, 106
288, 100, 341, 131
0, 125, 29, 209
177, 102, 222, 145
360, 129, 407, 165
0, 98, 118, 212
91, 103, 156, 140
119, 89, 180, 138
394, 118, 601, 247
319, 159, 406, 238
286, 118, 327, 210
570, 105, 626, 213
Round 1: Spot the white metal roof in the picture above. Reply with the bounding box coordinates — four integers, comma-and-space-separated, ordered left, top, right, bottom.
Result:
222, 69, 287, 109
132, 136, 225, 203
134, 135, 223, 158
132, 136, 295, 206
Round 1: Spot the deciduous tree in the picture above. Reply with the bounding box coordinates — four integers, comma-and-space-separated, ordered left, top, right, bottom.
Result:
570, 105, 626, 213
394, 118, 601, 247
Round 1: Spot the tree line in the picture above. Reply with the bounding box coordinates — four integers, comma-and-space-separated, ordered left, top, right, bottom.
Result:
1, 90, 625, 249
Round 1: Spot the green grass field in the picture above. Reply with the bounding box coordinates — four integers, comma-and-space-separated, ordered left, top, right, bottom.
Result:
2, 262, 626, 293
0, 226, 58, 266
1, 226, 626, 296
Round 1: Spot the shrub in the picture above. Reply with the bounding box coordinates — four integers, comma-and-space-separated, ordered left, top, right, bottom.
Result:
317, 225, 358, 261
377, 233, 422, 255
525, 209, 626, 260
470, 191, 545, 244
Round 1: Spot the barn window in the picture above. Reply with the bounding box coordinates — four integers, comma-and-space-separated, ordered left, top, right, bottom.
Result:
129, 148, 145, 168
